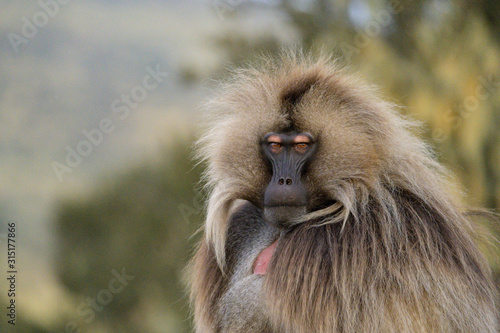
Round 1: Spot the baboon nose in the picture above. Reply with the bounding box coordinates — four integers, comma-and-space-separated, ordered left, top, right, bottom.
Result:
278, 178, 293, 185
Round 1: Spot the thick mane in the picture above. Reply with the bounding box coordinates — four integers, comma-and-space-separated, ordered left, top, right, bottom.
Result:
193, 52, 498, 333
265, 188, 495, 332
197, 53, 463, 267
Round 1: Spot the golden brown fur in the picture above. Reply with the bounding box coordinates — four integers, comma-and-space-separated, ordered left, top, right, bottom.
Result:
190, 52, 498, 332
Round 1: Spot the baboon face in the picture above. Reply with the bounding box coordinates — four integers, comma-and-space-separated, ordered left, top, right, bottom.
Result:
261, 131, 316, 227
208, 69, 384, 228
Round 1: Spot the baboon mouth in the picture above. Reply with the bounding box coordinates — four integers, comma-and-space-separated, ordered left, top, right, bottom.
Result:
263, 205, 306, 226
253, 240, 278, 275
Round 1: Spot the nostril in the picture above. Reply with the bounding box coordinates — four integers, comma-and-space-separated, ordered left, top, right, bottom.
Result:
278, 178, 285, 185
286, 178, 292, 185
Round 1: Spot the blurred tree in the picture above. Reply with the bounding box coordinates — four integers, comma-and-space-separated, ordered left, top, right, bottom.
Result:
54, 139, 203, 333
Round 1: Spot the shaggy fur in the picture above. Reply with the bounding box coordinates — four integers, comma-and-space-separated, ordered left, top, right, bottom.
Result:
190, 52, 497, 332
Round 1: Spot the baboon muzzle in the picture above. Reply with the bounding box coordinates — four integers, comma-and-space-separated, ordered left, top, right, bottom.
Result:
264, 164, 307, 207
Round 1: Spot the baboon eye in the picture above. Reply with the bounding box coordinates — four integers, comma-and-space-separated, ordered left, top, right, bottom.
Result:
269, 142, 283, 153
294, 143, 308, 152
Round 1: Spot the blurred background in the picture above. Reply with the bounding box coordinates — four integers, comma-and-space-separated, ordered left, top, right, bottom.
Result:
0, 0, 498, 332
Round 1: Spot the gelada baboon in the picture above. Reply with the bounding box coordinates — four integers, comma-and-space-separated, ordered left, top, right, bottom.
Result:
189, 52, 497, 332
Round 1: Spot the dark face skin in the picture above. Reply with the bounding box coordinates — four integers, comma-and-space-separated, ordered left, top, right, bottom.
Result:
261, 132, 316, 228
